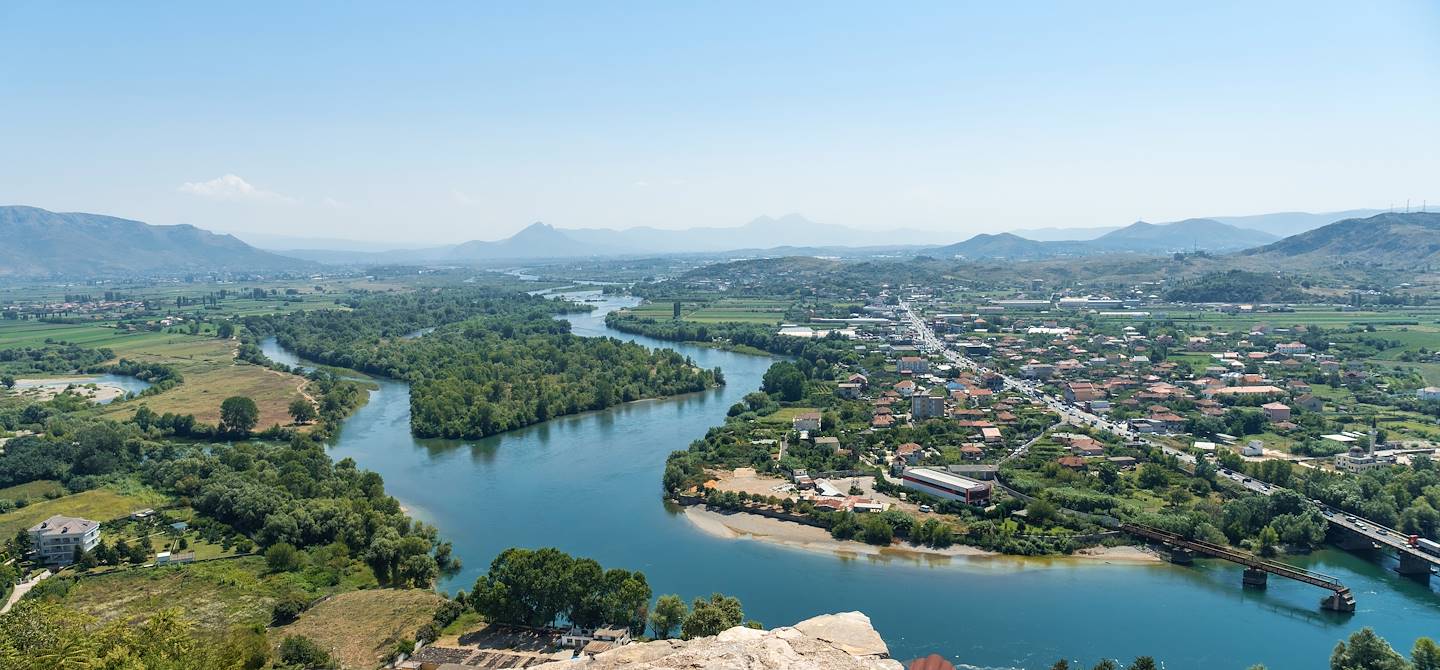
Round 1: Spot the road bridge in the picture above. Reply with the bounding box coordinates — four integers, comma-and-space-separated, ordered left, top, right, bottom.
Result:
1121, 523, 1356, 612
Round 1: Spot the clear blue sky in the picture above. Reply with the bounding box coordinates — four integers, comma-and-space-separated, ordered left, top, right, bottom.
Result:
2, 1, 1437, 245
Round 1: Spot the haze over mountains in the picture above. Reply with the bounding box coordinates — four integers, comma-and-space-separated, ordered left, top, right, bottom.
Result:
0, 206, 311, 278
2, 204, 1434, 278
934, 218, 1278, 259
279, 209, 1367, 264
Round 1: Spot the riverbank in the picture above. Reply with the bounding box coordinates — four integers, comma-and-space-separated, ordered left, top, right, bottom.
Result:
683, 506, 1161, 565
9, 376, 132, 403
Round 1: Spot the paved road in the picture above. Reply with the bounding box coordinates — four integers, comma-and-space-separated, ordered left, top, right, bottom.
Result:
1, 568, 50, 614
899, 302, 1438, 568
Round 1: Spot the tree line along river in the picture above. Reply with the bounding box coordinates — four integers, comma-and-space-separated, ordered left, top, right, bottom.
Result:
262, 293, 1440, 670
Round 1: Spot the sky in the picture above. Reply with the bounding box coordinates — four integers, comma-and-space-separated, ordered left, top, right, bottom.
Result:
1, 1, 1438, 246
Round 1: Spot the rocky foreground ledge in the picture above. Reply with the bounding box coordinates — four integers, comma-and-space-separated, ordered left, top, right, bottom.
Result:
531, 611, 904, 670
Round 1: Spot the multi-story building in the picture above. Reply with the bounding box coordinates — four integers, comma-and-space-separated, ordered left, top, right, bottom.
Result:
911, 394, 946, 421
28, 515, 100, 567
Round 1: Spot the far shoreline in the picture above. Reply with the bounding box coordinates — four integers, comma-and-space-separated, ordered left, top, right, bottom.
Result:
681, 505, 1162, 568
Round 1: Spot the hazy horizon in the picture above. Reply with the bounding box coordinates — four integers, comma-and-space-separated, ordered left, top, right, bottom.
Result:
2, 2, 1437, 245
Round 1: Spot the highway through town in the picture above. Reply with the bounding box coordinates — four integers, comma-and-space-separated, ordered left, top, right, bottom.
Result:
898, 301, 1440, 571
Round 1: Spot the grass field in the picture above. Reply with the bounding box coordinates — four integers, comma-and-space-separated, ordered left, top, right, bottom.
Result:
44, 555, 372, 636
103, 362, 309, 429
275, 589, 447, 669
0, 479, 66, 501
0, 485, 167, 539
0, 320, 193, 351
757, 406, 820, 425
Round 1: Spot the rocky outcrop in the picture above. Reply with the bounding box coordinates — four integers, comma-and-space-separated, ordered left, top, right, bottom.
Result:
531, 612, 903, 670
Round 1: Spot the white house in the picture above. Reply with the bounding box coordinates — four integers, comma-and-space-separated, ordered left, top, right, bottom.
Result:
28, 515, 101, 567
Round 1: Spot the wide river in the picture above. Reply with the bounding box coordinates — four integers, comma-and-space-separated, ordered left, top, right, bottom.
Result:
266, 295, 1440, 669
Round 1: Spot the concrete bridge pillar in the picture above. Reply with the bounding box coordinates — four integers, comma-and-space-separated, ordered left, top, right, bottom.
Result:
1242, 568, 1268, 588
1322, 591, 1357, 613
1397, 551, 1435, 577
1167, 547, 1194, 565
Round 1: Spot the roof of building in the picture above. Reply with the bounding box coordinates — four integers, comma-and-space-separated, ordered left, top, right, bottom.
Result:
28, 515, 98, 537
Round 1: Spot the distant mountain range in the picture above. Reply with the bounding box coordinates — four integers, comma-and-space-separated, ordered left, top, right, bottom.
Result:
0, 206, 312, 278
1006, 209, 1383, 243
280, 214, 942, 264
935, 218, 1278, 259
5, 204, 1431, 278
1241, 212, 1440, 268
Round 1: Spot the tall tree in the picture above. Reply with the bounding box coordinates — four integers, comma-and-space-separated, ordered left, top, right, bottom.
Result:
1330, 628, 1410, 670
219, 396, 260, 436
650, 594, 687, 640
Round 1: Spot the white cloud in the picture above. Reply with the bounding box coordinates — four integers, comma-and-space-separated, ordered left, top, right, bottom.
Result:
179, 174, 292, 202
451, 189, 477, 206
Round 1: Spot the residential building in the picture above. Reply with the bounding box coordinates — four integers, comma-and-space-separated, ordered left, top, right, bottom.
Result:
911, 394, 946, 421
28, 515, 101, 567
1418, 387, 1440, 402
792, 411, 822, 432
1261, 402, 1291, 422
1274, 341, 1308, 356
897, 356, 931, 374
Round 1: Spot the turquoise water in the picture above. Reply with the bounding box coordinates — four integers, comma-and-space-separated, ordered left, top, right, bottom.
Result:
287, 296, 1440, 669
14, 373, 152, 403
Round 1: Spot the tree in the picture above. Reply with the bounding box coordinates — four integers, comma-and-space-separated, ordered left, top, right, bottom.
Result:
1051, 662, 1070, 670
1092, 661, 1119, 670
220, 396, 260, 436
1330, 628, 1409, 670
1129, 658, 1158, 670
289, 398, 317, 425
0, 375, 14, 389
650, 594, 687, 639
1256, 525, 1280, 558
681, 593, 744, 640
279, 635, 337, 669
217, 322, 235, 339
1413, 638, 1440, 670
265, 542, 303, 572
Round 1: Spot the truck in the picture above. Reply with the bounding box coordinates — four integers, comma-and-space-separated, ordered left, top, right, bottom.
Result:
1406, 535, 1440, 557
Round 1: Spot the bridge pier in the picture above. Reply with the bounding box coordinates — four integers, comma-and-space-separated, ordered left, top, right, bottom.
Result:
1397, 551, 1435, 577
1322, 591, 1357, 613
1242, 568, 1268, 588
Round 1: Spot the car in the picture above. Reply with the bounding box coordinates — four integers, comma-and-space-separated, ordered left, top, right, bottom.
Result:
918, 504, 933, 513
1345, 516, 1357, 522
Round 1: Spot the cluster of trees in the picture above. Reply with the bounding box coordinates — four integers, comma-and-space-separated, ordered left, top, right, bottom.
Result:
604, 311, 853, 358
98, 359, 183, 390
0, 601, 277, 670
1162, 269, 1313, 303
0, 413, 452, 588
0, 344, 113, 375
470, 547, 654, 634
404, 319, 720, 438
243, 287, 721, 439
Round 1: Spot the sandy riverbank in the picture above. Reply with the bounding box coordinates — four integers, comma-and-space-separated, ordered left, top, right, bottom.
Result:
683, 506, 1161, 566
9, 377, 131, 404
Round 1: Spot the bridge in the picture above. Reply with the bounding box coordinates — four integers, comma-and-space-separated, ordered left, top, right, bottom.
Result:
1120, 522, 1356, 612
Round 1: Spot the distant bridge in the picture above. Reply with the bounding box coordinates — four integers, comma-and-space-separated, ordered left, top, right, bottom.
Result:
1120, 523, 1356, 612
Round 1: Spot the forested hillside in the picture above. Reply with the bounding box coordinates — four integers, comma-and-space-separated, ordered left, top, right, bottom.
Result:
246, 287, 722, 439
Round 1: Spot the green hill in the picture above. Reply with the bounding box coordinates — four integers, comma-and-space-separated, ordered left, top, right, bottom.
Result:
1241, 212, 1440, 268
0, 205, 313, 278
